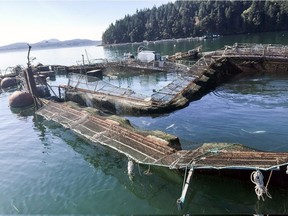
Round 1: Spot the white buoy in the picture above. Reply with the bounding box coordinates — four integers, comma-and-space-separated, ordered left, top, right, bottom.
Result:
128, 159, 134, 181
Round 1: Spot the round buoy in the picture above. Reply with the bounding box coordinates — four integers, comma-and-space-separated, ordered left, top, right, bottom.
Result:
9, 91, 34, 108
1, 77, 18, 89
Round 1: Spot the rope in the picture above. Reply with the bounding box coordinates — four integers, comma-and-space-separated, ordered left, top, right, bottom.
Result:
250, 170, 272, 201
265, 170, 273, 189
137, 163, 142, 177
144, 164, 151, 175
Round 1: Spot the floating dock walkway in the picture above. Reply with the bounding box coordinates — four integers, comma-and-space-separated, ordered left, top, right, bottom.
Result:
36, 99, 288, 209
36, 100, 288, 172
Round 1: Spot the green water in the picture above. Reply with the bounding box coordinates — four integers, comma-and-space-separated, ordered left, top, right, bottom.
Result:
0, 31, 288, 214
104, 30, 288, 57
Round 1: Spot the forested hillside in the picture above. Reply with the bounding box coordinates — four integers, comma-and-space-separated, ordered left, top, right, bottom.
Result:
102, 1, 288, 45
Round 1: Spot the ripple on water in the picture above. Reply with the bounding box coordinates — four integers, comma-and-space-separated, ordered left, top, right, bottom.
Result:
126, 74, 288, 153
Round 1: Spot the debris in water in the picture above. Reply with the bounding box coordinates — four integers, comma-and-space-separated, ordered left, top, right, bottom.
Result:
241, 129, 266, 134
166, 124, 175, 130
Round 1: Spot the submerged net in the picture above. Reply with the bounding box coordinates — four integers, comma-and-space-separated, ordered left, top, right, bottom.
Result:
151, 76, 195, 102
68, 72, 198, 105
68, 73, 149, 101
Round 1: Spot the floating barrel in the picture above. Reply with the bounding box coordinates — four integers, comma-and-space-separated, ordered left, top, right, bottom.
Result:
9, 91, 34, 108
36, 85, 51, 98
1, 77, 18, 89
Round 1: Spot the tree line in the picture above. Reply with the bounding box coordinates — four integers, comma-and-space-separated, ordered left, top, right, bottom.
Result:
102, 0, 288, 45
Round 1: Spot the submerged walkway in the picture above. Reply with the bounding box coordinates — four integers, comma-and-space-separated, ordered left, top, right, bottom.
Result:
36, 100, 288, 172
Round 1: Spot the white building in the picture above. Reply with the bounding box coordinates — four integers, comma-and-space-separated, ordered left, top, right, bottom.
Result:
137, 51, 161, 63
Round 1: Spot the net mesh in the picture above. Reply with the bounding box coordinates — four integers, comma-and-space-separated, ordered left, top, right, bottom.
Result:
36, 100, 288, 171
68, 73, 148, 101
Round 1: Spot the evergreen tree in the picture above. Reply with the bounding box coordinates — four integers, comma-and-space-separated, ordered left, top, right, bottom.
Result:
101, 0, 288, 45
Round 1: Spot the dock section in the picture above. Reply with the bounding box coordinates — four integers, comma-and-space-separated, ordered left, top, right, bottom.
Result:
36, 100, 288, 172
64, 43, 288, 115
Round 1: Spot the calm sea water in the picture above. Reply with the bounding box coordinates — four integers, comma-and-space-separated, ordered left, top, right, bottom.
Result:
0, 31, 288, 214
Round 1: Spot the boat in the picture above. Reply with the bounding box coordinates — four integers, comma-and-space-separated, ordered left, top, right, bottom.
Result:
168, 46, 202, 61
203, 33, 221, 39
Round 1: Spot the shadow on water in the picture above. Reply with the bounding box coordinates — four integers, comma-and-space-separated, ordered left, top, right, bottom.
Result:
30, 114, 288, 214
10, 105, 35, 117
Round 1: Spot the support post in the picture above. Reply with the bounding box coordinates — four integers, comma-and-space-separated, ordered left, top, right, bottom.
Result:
25, 45, 41, 109
58, 86, 61, 99
177, 167, 194, 210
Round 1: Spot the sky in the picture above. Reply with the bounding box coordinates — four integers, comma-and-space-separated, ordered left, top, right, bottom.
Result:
0, 0, 172, 46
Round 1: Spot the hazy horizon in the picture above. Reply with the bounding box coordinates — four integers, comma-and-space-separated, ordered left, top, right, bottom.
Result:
0, 38, 102, 47
0, 0, 172, 47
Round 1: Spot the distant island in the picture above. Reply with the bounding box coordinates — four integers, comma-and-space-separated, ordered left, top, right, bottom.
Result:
0, 39, 102, 52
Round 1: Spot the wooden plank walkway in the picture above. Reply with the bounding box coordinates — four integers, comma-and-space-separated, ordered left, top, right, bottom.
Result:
36, 100, 288, 171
